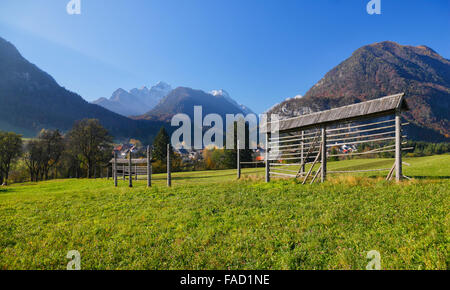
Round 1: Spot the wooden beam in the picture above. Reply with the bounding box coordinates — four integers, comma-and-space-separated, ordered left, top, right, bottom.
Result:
329, 168, 392, 173
395, 112, 403, 182
302, 150, 321, 185
269, 172, 297, 178
147, 146, 152, 187
167, 144, 172, 187
300, 131, 305, 175
321, 127, 327, 183
311, 166, 322, 184
237, 140, 241, 179
265, 133, 270, 183
386, 163, 396, 181
128, 151, 133, 188
114, 151, 118, 187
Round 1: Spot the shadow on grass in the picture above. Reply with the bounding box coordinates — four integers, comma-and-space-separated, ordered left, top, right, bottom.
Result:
0, 187, 10, 194
408, 176, 450, 180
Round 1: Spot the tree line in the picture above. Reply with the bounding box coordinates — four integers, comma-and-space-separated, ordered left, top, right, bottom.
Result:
0, 119, 254, 185
0, 119, 112, 185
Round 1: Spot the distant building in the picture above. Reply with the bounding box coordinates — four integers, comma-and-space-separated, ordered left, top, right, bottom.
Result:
113, 144, 137, 157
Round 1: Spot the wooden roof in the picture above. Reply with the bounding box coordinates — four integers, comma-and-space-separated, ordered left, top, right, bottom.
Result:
263, 93, 408, 133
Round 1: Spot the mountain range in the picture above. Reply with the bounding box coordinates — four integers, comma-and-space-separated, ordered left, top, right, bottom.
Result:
93, 82, 172, 117
0, 35, 448, 143
0, 36, 170, 140
268, 41, 450, 141
0, 36, 254, 141
135, 87, 253, 122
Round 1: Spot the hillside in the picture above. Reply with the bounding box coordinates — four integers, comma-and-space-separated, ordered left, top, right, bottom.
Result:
268, 41, 450, 142
136, 87, 252, 122
0, 36, 163, 140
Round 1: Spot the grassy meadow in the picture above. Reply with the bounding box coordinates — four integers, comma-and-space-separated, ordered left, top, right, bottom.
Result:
0, 155, 449, 270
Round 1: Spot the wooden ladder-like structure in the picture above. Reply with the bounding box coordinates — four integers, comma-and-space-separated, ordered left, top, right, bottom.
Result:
296, 132, 322, 183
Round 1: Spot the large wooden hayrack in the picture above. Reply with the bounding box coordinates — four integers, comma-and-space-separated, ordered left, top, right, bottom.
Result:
263, 93, 411, 183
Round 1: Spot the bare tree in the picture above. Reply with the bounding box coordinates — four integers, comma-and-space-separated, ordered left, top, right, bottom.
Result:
0, 131, 23, 185
38, 129, 64, 180
67, 119, 113, 178
24, 140, 44, 182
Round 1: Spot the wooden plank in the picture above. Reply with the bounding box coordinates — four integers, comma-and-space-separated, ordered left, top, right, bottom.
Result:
327, 130, 395, 143
386, 163, 396, 181
329, 168, 392, 173
297, 132, 321, 178
302, 149, 321, 185
311, 166, 322, 184
271, 168, 299, 173
327, 119, 395, 133
270, 172, 297, 178
269, 130, 319, 141
327, 124, 396, 138
326, 136, 399, 148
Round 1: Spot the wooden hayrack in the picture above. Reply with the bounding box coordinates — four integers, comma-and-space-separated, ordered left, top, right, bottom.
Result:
109, 144, 172, 188
262, 93, 411, 183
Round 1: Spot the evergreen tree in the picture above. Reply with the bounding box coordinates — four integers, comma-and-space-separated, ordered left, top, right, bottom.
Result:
153, 127, 172, 162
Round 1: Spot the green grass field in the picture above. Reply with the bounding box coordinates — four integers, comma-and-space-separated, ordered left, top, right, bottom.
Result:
0, 155, 449, 270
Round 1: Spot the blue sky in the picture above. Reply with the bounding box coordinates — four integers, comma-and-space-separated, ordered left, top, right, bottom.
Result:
0, 0, 449, 113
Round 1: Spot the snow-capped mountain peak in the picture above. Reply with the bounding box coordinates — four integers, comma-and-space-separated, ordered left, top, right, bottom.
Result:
93, 81, 173, 117
209, 89, 254, 115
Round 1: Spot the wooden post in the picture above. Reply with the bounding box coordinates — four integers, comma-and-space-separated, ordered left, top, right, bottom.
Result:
135, 164, 138, 181
114, 152, 118, 187
300, 131, 305, 175
123, 164, 125, 180
237, 140, 241, 179
128, 151, 133, 188
395, 112, 403, 182
147, 146, 152, 187
265, 133, 270, 183
321, 127, 327, 183
167, 144, 172, 187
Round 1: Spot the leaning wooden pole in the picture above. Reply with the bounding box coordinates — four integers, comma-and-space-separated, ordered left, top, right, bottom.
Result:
395, 112, 403, 182
147, 146, 152, 187
167, 144, 172, 187
265, 133, 270, 183
237, 140, 241, 179
321, 127, 327, 183
113, 151, 118, 187
128, 151, 133, 188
